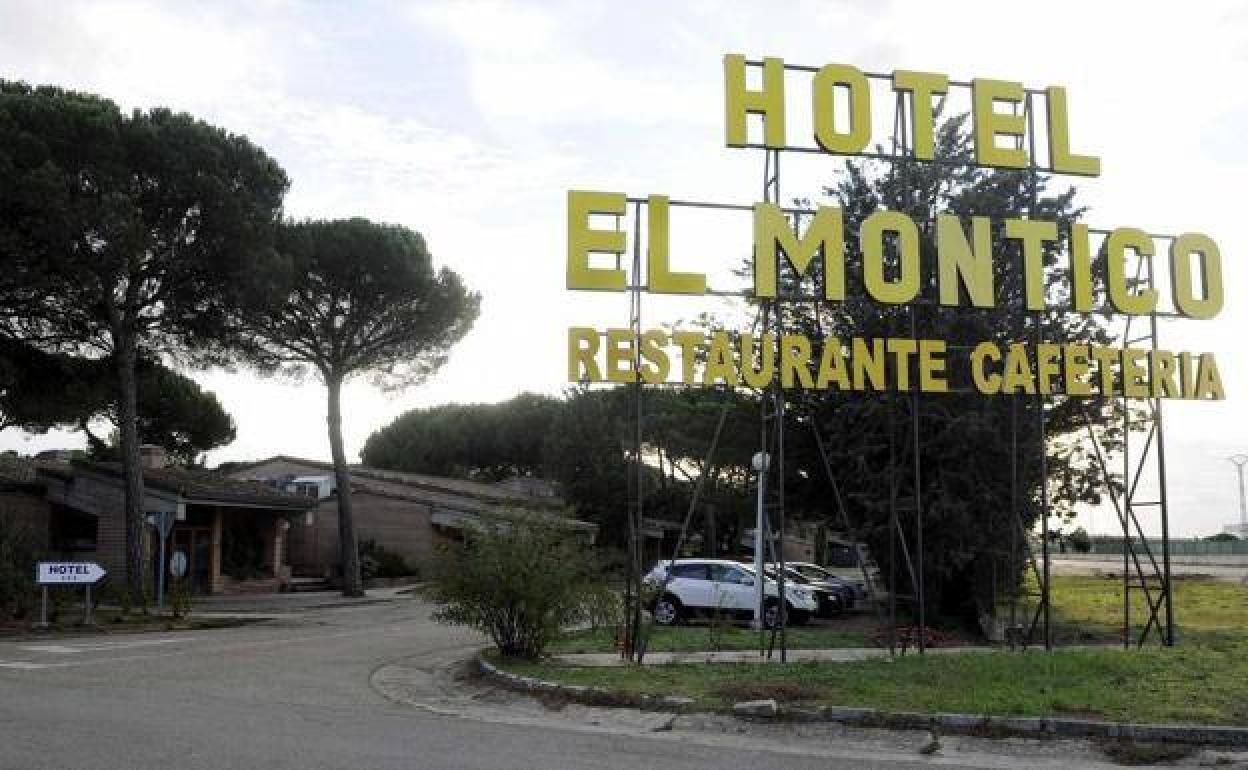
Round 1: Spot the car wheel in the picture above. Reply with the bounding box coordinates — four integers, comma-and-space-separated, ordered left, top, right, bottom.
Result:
788, 607, 810, 626
653, 594, 683, 626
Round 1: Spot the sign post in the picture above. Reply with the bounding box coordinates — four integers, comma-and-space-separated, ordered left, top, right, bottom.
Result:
146, 510, 176, 609
35, 562, 107, 628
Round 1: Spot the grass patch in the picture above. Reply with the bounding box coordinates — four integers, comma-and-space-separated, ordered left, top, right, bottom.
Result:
512, 576, 1248, 727
712, 681, 824, 703
503, 642, 1248, 725
547, 624, 871, 655
1043, 574, 1248, 645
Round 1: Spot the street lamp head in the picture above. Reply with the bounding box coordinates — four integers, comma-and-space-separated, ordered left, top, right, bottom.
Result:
1230, 454, 1248, 467
751, 452, 770, 472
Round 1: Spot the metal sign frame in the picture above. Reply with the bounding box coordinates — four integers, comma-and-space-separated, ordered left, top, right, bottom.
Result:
605, 56, 1187, 660
34, 561, 106, 628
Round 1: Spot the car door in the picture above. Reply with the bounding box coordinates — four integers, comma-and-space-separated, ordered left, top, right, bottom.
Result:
668, 562, 713, 610
709, 564, 756, 613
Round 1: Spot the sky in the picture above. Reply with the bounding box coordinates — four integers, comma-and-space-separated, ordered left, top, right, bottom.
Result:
0, 0, 1245, 537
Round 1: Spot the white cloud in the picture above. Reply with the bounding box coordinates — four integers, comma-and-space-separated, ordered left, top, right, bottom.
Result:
0, 0, 1245, 536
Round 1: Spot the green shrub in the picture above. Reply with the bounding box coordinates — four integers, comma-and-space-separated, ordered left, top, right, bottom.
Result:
424, 522, 600, 659
577, 583, 624, 632
359, 539, 415, 580
1068, 526, 1092, 554
170, 578, 192, 620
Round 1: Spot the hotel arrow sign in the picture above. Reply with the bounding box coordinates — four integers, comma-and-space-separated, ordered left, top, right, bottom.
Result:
36, 562, 107, 585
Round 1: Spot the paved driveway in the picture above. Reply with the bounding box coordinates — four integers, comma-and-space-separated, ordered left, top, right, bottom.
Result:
0, 595, 1136, 769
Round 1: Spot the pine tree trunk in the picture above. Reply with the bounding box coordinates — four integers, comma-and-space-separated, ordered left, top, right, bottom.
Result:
326, 375, 362, 597
114, 333, 146, 602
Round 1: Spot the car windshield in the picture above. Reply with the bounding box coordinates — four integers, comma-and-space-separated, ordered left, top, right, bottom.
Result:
793, 564, 832, 581
740, 566, 769, 583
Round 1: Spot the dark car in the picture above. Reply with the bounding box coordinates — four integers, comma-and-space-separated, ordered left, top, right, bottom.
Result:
787, 561, 869, 603
763, 565, 848, 618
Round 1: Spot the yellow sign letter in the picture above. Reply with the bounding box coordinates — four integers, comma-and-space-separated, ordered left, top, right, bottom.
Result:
647, 195, 706, 294
812, 63, 871, 155
972, 78, 1027, 169
1169, 233, 1223, 320
724, 54, 786, 148
753, 204, 846, 300
861, 210, 920, 305
567, 190, 626, 291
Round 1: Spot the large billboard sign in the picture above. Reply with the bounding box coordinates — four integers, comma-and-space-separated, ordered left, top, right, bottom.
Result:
565, 56, 1225, 401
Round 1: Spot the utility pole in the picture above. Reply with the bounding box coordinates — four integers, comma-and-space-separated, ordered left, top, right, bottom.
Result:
1231, 455, 1248, 536
751, 451, 769, 630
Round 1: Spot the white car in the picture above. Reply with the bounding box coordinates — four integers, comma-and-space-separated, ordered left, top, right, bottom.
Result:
644, 558, 818, 628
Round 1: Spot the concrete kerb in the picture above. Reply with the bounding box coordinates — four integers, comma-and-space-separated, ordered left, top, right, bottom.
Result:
475, 654, 1248, 747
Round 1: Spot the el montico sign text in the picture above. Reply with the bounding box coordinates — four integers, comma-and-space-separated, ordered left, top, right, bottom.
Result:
564, 55, 1226, 400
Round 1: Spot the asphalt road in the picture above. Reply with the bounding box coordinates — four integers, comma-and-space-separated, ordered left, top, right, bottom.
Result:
0, 596, 1132, 769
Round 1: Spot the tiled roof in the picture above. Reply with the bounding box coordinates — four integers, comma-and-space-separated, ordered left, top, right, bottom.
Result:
59, 461, 316, 511
230, 456, 593, 531
231, 456, 567, 510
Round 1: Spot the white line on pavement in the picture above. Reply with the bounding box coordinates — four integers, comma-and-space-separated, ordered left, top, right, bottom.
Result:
0, 661, 62, 670
20, 638, 187, 654
0, 622, 440, 671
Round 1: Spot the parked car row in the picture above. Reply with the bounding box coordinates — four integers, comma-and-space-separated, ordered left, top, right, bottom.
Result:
642, 558, 871, 628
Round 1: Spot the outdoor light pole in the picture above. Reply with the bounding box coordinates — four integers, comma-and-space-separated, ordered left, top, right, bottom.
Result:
1231, 455, 1248, 534
752, 451, 769, 630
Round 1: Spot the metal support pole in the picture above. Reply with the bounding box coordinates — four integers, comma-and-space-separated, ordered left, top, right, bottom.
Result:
1147, 246, 1175, 646
84, 584, 92, 626
755, 146, 787, 659
773, 304, 787, 662
1123, 406, 1131, 648
753, 453, 768, 631
627, 201, 645, 662
39, 586, 48, 629
1024, 92, 1052, 652
887, 395, 898, 656
1008, 396, 1019, 640
911, 309, 925, 655
157, 523, 167, 610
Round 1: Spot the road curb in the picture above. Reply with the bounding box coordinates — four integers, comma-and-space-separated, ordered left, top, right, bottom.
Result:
476, 655, 694, 712
476, 655, 1248, 747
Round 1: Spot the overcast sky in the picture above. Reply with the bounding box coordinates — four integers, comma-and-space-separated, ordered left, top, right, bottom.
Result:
0, 0, 1245, 537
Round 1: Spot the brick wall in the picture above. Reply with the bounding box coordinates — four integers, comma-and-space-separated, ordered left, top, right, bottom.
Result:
58, 474, 129, 581
41, 471, 178, 587
286, 492, 436, 576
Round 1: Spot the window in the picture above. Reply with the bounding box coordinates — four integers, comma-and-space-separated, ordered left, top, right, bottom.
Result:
670, 563, 708, 580
710, 564, 751, 584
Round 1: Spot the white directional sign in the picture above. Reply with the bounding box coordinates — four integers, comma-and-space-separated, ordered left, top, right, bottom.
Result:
36, 562, 106, 585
